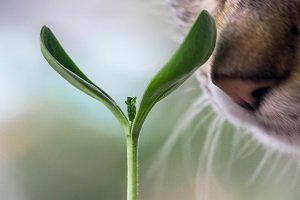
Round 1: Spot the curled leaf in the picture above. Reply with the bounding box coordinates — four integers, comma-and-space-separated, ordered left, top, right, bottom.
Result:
132, 10, 217, 136
40, 26, 129, 131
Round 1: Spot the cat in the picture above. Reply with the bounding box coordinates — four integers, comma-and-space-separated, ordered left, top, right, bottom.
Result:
168, 0, 300, 153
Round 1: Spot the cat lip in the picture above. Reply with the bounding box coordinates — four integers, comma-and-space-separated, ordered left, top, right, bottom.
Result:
238, 101, 256, 111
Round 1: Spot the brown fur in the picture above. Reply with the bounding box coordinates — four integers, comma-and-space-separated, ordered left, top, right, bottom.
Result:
169, 0, 300, 151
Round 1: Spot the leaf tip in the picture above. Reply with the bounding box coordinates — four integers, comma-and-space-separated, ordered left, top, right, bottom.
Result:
40, 25, 49, 36
41, 25, 49, 30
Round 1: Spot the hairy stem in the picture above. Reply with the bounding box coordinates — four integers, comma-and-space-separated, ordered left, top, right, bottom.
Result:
126, 133, 139, 200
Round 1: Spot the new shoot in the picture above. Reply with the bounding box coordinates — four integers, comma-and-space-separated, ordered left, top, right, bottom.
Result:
40, 10, 216, 200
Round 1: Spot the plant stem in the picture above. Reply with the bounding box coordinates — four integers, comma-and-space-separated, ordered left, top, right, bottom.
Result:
126, 133, 139, 200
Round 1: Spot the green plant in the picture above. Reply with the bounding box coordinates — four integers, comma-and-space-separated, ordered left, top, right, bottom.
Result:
40, 10, 216, 200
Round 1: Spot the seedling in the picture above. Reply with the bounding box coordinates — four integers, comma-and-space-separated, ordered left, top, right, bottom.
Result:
40, 10, 216, 200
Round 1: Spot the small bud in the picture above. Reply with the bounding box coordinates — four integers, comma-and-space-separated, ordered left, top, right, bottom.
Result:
125, 96, 137, 122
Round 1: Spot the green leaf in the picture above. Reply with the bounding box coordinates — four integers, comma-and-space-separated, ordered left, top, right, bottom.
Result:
40, 26, 130, 131
132, 10, 216, 136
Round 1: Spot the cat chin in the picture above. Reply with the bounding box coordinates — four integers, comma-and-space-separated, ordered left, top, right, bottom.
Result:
198, 72, 300, 155
252, 127, 300, 155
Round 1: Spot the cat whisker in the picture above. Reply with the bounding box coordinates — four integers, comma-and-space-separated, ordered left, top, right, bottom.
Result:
195, 116, 224, 200
261, 152, 282, 184
246, 150, 274, 186
236, 136, 260, 159
274, 159, 293, 184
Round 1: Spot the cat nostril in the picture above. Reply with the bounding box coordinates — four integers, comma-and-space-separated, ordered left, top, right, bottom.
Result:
244, 87, 271, 111
252, 87, 271, 100
213, 78, 276, 111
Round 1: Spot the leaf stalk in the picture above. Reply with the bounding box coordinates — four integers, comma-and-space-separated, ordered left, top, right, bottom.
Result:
126, 131, 139, 200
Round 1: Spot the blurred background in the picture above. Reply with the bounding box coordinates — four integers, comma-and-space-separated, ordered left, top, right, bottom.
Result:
1, 0, 300, 199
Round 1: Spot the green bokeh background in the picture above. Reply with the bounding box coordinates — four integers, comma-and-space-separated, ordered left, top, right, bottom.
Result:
1, 0, 300, 199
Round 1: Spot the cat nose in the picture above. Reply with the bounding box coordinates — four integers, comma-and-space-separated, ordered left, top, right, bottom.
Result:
213, 79, 276, 111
